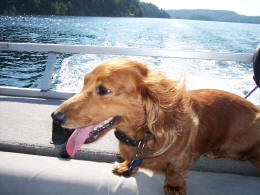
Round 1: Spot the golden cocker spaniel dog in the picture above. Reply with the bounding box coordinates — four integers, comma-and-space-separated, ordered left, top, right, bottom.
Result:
52, 58, 260, 195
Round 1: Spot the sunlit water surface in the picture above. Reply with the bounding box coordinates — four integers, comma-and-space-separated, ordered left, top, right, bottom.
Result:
0, 16, 259, 104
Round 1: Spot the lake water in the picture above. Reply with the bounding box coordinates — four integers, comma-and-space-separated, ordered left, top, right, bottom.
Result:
0, 16, 260, 104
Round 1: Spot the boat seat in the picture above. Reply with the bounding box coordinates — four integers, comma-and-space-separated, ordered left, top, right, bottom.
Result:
1, 151, 260, 195
1, 95, 260, 194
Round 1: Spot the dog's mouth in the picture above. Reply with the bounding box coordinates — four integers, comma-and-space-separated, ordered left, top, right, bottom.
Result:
66, 116, 121, 157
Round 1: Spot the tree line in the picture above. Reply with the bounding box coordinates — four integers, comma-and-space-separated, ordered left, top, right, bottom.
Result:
0, 0, 170, 18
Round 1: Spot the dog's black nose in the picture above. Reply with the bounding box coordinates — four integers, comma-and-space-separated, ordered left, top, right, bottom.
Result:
51, 112, 66, 125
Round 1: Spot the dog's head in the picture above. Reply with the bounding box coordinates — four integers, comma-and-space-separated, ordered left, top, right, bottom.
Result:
52, 58, 188, 157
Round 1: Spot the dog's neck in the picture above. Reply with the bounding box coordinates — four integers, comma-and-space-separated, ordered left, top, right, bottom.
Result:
114, 130, 146, 146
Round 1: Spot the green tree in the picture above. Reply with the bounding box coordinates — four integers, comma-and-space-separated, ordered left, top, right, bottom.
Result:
0, 0, 169, 18
139, 2, 170, 18
52, 1, 68, 15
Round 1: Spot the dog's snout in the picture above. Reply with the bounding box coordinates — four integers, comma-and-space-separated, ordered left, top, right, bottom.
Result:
51, 112, 66, 125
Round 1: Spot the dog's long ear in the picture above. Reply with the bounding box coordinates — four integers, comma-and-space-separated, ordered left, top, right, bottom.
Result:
140, 84, 159, 132
130, 60, 149, 78
140, 70, 188, 135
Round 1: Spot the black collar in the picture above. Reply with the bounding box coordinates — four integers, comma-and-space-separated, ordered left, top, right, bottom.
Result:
114, 130, 150, 146
114, 130, 151, 173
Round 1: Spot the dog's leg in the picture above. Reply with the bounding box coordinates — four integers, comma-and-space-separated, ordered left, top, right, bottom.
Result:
164, 163, 187, 195
112, 160, 138, 177
249, 144, 260, 169
250, 118, 260, 168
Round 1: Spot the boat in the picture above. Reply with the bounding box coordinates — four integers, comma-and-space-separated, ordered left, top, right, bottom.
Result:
0, 42, 260, 195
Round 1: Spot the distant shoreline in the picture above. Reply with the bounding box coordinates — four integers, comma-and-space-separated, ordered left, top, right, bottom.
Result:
2, 3, 260, 24
166, 9, 260, 24
0, 0, 170, 18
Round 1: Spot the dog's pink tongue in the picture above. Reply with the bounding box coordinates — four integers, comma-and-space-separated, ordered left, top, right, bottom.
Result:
66, 124, 97, 157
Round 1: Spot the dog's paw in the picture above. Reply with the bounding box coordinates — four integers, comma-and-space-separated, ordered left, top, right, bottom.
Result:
205, 152, 219, 159
112, 162, 131, 177
164, 185, 185, 195
205, 150, 227, 159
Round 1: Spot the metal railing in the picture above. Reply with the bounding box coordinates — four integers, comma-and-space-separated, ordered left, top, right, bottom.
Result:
0, 42, 256, 99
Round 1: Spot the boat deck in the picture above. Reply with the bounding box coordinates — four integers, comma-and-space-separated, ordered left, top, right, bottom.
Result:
1, 94, 260, 177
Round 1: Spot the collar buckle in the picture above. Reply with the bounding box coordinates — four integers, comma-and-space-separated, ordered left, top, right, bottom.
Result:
114, 130, 151, 173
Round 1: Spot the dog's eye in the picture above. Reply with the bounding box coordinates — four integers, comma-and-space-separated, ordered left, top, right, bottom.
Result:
96, 85, 112, 96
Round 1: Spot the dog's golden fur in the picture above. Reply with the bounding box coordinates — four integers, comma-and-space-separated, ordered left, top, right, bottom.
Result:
54, 58, 260, 195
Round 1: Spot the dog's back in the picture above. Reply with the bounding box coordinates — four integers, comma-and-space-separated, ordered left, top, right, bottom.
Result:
189, 89, 260, 167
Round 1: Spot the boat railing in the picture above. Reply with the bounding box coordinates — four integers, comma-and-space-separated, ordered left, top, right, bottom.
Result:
0, 42, 256, 100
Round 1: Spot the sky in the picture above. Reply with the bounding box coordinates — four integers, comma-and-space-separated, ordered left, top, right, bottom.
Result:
141, 0, 260, 16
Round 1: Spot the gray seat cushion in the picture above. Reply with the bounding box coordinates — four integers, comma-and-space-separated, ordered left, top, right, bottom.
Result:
0, 151, 260, 195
